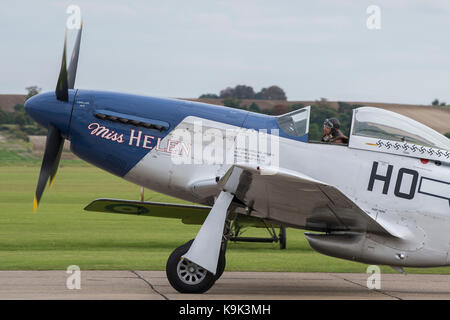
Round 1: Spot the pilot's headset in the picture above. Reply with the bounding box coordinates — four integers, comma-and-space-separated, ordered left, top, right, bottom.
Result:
324, 118, 340, 133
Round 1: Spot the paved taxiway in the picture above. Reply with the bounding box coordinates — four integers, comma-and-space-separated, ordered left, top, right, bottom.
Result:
0, 271, 449, 299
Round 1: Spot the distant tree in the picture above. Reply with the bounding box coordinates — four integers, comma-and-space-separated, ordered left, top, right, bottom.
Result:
308, 122, 322, 142
315, 98, 330, 108
233, 85, 255, 99
219, 87, 235, 99
0, 110, 13, 124
0, 86, 44, 140
222, 97, 242, 109
337, 101, 362, 113
216, 84, 287, 100
14, 104, 25, 112
432, 99, 441, 106
199, 93, 219, 99
432, 99, 447, 106
290, 103, 305, 111
337, 101, 352, 112
12, 104, 34, 126
26, 86, 41, 100
271, 104, 289, 115
248, 102, 260, 113
445, 132, 450, 139
219, 85, 256, 99
255, 85, 287, 100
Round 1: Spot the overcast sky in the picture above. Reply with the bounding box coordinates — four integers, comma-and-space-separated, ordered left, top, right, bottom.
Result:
1, 0, 449, 104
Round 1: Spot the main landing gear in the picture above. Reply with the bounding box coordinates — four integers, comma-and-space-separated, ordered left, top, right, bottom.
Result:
166, 190, 234, 294
166, 239, 226, 294
166, 223, 286, 293
167, 169, 251, 294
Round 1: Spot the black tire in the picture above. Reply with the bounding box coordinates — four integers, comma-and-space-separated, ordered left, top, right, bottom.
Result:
215, 250, 226, 280
166, 240, 217, 294
279, 226, 287, 250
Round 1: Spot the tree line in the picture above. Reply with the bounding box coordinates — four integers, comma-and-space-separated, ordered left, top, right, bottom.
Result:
200, 85, 287, 100
0, 86, 46, 140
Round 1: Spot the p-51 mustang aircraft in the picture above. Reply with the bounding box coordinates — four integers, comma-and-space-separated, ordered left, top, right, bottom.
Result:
26, 24, 450, 293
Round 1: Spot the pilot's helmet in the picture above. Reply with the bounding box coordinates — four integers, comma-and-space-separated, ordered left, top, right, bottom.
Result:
324, 118, 340, 130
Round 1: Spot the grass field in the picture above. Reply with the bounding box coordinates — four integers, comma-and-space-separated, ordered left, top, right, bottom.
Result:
1, 162, 450, 274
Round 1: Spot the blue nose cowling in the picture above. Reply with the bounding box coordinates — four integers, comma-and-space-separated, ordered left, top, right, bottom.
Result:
25, 89, 76, 139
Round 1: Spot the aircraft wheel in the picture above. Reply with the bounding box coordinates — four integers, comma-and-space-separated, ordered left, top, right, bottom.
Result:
166, 240, 216, 294
279, 226, 287, 250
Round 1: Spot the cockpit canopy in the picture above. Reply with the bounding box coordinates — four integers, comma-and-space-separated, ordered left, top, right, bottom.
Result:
276, 106, 310, 138
349, 107, 450, 160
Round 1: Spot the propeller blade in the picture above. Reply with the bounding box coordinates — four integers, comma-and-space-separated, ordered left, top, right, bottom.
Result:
33, 22, 82, 210
48, 138, 64, 190
67, 21, 83, 89
55, 31, 69, 101
33, 125, 64, 211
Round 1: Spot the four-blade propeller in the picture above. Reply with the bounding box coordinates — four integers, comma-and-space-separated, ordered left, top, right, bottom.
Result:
33, 23, 83, 211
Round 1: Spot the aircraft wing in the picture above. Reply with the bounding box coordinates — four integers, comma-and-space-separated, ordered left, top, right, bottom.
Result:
84, 198, 271, 227
219, 164, 397, 237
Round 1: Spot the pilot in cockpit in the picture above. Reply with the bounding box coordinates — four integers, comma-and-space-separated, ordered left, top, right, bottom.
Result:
321, 118, 348, 144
